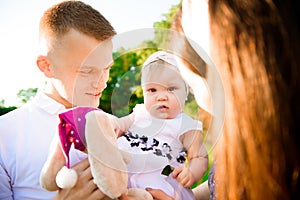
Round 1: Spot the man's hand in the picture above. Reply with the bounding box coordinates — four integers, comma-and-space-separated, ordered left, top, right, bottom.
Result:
52, 158, 106, 200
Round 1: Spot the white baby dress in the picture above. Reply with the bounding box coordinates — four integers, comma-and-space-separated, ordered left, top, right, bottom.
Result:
118, 104, 203, 199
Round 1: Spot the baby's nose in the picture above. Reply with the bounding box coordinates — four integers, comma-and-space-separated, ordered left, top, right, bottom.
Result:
156, 92, 168, 101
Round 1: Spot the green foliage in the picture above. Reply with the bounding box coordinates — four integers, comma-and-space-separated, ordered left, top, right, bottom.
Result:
0, 99, 5, 107
0, 106, 17, 116
183, 94, 199, 119
153, 3, 181, 48
0, 88, 37, 116
17, 88, 38, 104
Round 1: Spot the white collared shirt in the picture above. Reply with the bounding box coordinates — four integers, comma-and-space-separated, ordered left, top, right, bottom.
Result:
0, 92, 65, 200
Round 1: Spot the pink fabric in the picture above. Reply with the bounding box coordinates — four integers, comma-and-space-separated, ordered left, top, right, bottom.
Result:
58, 107, 99, 168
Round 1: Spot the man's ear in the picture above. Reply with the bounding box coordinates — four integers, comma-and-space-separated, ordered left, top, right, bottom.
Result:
36, 55, 53, 78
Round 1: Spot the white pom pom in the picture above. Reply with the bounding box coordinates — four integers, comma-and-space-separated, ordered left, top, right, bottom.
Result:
56, 166, 78, 189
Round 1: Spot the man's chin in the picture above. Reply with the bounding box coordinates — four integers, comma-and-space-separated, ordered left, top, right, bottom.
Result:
73, 101, 99, 108
92, 101, 100, 108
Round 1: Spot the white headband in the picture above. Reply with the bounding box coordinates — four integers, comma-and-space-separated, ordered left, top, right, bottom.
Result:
143, 51, 189, 94
143, 51, 180, 68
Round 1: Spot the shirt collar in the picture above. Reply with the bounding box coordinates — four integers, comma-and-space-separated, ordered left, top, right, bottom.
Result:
33, 91, 66, 115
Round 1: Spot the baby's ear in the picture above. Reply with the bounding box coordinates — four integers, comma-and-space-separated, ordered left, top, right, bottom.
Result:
36, 55, 53, 78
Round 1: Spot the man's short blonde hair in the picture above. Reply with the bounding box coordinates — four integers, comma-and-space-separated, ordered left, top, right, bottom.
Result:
39, 0, 116, 54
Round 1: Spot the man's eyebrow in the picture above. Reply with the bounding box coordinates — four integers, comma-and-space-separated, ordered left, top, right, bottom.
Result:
79, 64, 94, 68
102, 63, 113, 71
77, 66, 93, 72
80, 62, 114, 70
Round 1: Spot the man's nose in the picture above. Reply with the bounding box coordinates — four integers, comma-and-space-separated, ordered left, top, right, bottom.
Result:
93, 70, 109, 89
92, 77, 106, 90
92, 80, 107, 90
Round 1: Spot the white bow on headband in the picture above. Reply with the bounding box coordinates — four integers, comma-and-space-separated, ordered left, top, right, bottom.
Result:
143, 51, 181, 68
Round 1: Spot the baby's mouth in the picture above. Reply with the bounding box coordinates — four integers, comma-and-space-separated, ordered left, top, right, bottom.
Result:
157, 105, 168, 109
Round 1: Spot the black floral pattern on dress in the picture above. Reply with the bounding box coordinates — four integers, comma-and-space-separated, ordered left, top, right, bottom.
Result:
122, 131, 186, 163
176, 148, 187, 164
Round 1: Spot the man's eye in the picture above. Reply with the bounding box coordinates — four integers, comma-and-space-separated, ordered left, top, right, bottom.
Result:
80, 69, 92, 74
168, 87, 176, 92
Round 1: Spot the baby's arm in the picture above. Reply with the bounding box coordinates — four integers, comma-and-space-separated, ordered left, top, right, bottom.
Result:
110, 113, 134, 137
172, 130, 208, 188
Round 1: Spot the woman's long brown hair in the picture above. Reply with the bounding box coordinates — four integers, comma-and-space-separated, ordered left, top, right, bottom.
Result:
209, 0, 299, 199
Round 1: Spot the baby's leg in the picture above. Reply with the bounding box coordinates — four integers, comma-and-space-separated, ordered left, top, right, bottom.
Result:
85, 111, 128, 199
40, 134, 65, 191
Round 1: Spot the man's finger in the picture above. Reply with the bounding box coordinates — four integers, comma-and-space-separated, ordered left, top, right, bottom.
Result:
72, 158, 89, 173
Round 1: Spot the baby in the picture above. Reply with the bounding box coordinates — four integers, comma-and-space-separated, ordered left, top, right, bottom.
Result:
117, 51, 208, 199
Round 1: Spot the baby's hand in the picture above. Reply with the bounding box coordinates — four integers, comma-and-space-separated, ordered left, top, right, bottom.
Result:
172, 166, 195, 188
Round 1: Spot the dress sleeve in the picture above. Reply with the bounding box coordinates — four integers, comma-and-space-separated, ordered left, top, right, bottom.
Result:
131, 104, 150, 125
178, 114, 203, 137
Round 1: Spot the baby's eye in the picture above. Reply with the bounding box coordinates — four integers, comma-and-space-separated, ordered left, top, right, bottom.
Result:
168, 87, 176, 92
148, 88, 157, 93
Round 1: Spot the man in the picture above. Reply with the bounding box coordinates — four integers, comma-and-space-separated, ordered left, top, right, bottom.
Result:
0, 1, 116, 199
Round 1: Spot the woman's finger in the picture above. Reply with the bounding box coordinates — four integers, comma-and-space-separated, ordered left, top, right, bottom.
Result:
146, 188, 174, 200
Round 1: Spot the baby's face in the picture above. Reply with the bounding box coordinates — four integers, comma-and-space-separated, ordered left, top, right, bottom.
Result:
143, 67, 187, 119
